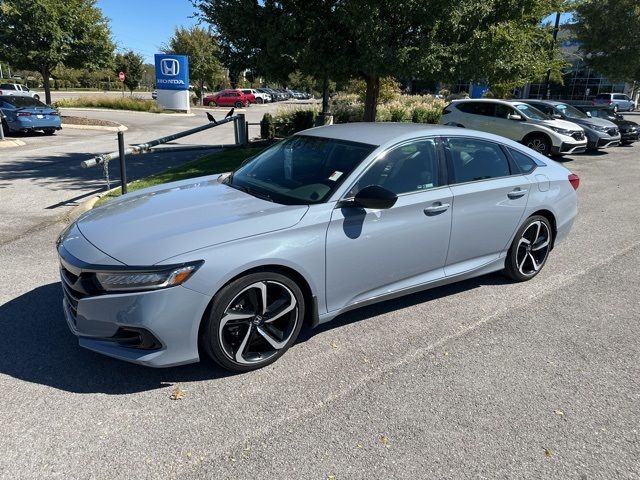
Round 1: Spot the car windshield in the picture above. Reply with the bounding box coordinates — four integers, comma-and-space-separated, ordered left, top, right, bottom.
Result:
584, 108, 616, 121
0, 96, 47, 108
515, 104, 549, 121
226, 135, 376, 205
556, 103, 588, 119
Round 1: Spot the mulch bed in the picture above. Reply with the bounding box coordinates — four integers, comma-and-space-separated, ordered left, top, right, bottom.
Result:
61, 116, 121, 127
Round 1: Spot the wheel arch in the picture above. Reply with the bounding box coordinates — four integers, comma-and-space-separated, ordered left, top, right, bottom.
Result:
197, 263, 319, 350
522, 131, 553, 145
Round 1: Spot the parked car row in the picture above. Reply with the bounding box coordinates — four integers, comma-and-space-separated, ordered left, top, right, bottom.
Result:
440, 98, 638, 157
0, 95, 61, 135
202, 86, 313, 107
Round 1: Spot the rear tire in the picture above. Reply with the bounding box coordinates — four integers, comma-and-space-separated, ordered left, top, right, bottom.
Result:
524, 134, 552, 156
235, 101, 243, 108
1, 118, 10, 134
208, 100, 217, 107
33, 94, 40, 101
257, 97, 264, 104
503, 215, 553, 282
201, 271, 305, 372
43, 129, 55, 135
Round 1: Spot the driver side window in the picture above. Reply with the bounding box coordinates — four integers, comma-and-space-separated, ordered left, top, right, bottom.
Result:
349, 139, 440, 196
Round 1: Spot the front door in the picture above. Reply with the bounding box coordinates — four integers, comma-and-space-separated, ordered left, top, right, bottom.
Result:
444, 136, 531, 276
325, 138, 452, 312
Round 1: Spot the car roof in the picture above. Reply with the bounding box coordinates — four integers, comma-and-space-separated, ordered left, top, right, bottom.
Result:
299, 122, 505, 147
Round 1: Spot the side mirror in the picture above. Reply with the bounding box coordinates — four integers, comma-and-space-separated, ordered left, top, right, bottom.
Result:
345, 185, 398, 210
507, 114, 523, 121
552, 113, 562, 119
585, 112, 592, 118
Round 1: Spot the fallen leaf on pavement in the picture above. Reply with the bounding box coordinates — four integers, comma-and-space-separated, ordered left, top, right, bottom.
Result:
544, 447, 553, 457
380, 435, 390, 447
169, 387, 186, 400
554, 410, 564, 417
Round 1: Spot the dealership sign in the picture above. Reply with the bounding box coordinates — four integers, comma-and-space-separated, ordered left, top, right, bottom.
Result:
154, 54, 189, 91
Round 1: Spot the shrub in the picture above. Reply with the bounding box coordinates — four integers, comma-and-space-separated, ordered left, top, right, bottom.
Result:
390, 105, 411, 122
375, 105, 392, 122
412, 106, 442, 124
54, 96, 164, 113
260, 113, 275, 139
271, 107, 318, 136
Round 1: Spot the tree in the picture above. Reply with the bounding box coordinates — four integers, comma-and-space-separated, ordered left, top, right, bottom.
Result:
574, 0, 640, 83
195, 0, 565, 121
114, 51, 144, 94
0, 0, 114, 104
162, 26, 224, 105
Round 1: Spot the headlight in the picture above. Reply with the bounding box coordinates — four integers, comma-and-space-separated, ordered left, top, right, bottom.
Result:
95, 261, 203, 292
588, 124, 610, 132
549, 127, 574, 136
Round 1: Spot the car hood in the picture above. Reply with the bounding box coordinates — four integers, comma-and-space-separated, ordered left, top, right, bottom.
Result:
76, 177, 309, 266
561, 116, 616, 128
614, 119, 638, 128
536, 118, 584, 131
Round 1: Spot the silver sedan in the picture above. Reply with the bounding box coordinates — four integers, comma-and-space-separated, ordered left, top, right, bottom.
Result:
57, 124, 579, 371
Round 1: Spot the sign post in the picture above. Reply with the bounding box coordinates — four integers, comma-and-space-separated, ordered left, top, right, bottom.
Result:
154, 54, 190, 112
119, 71, 125, 97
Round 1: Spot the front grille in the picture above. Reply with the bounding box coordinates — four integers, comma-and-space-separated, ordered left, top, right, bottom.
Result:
608, 128, 619, 136
60, 265, 98, 318
571, 131, 585, 141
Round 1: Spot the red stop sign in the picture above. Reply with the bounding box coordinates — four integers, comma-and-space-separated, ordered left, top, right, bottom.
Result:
118, 71, 125, 82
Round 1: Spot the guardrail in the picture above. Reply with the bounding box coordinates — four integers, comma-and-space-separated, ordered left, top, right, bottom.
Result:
81, 110, 246, 193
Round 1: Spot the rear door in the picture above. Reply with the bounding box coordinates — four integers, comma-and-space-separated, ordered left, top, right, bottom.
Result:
444, 136, 531, 276
490, 104, 530, 141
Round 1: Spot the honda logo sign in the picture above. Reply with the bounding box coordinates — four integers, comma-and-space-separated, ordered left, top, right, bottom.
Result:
160, 58, 180, 76
154, 54, 189, 91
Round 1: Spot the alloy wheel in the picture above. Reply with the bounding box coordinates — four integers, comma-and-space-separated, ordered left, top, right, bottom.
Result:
218, 281, 298, 365
527, 138, 549, 155
515, 220, 551, 277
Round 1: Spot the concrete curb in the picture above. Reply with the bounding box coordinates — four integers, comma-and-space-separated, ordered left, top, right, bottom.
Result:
62, 185, 120, 224
59, 107, 195, 117
0, 139, 26, 148
62, 123, 128, 132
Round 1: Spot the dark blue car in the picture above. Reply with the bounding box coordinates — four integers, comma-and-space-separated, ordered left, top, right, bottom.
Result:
0, 95, 61, 135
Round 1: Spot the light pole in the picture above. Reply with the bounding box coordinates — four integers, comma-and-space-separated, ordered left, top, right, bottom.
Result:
544, 11, 562, 99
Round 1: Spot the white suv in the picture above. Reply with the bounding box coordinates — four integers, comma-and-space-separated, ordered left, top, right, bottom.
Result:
440, 99, 587, 156
241, 89, 270, 104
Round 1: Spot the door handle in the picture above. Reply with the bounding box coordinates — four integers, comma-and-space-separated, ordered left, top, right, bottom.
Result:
424, 202, 450, 215
507, 188, 528, 199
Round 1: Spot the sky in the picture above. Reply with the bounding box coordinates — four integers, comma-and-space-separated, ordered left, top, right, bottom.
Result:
97, 0, 200, 64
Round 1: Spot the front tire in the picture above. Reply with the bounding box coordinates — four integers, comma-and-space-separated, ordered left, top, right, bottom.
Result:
257, 97, 264, 104
504, 215, 553, 282
43, 129, 56, 135
208, 100, 217, 107
524, 134, 552, 156
202, 271, 305, 372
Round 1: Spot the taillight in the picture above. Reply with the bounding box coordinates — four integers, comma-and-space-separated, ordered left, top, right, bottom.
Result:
17, 112, 31, 117
49, 112, 59, 116
568, 173, 580, 190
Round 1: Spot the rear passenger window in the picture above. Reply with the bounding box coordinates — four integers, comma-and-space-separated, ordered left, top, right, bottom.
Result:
508, 148, 538, 174
456, 102, 494, 116
448, 138, 511, 183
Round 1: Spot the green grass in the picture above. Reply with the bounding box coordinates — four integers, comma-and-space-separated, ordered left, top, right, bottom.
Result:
54, 96, 164, 113
95, 146, 265, 206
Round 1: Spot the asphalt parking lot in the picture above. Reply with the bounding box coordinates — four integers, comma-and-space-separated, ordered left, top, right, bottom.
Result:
0, 112, 639, 479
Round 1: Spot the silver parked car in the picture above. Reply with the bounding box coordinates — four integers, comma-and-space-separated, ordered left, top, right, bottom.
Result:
593, 93, 636, 112
57, 124, 579, 371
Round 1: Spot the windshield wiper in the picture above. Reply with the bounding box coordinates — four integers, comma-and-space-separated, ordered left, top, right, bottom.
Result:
227, 183, 273, 202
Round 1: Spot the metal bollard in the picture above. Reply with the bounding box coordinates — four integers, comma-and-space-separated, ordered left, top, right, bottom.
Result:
118, 131, 128, 194
0, 117, 5, 141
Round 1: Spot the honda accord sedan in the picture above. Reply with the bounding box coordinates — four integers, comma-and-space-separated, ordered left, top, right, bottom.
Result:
57, 124, 579, 371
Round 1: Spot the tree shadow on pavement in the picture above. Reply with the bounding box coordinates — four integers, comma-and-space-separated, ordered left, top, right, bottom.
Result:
0, 282, 228, 394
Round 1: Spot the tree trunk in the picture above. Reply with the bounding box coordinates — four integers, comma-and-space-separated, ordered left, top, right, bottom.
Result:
42, 67, 52, 105
363, 75, 380, 122
322, 75, 330, 115
200, 79, 205, 106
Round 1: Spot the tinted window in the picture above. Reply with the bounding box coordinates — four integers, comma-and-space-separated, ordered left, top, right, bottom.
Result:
227, 135, 375, 205
0, 96, 46, 108
0, 84, 16, 89
555, 103, 588, 119
456, 102, 494, 116
448, 138, 511, 183
613, 94, 625, 100
595, 94, 610, 100
509, 148, 538, 174
516, 103, 549, 120
350, 139, 440, 196
495, 104, 517, 119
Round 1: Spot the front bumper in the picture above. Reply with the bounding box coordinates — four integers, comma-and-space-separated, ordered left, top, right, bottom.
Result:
58, 231, 212, 367
551, 137, 588, 155
621, 130, 639, 142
